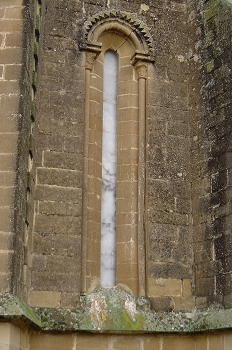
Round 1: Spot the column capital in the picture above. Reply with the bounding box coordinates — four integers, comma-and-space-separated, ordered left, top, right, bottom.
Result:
85, 51, 98, 70
135, 61, 148, 79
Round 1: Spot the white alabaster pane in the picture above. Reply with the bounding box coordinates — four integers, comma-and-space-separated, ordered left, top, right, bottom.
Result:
104, 81, 118, 103
102, 161, 116, 181
101, 191, 116, 223
103, 52, 118, 104
103, 102, 117, 132
101, 265, 116, 287
102, 132, 117, 161
101, 229, 116, 254
101, 50, 118, 287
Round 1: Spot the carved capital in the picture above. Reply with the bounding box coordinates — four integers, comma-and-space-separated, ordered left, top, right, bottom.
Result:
85, 52, 97, 70
135, 62, 148, 79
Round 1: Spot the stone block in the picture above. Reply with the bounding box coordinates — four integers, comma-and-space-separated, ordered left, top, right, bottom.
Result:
118, 134, 138, 150
117, 180, 138, 199
0, 82, 21, 101
60, 292, 80, 309
116, 241, 137, 263
117, 164, 138, 182
118, 106, 139, 122
4, 64, 22, 80
0, 323, 20, 349
149, 262, 192, 279
74, 335, 110, 350
0, 187, 14, 206
118, 65, 134, 82
194, 240, 213, 262
37, 168, 82, 188
162, 335, 195, 350
195, 335, 207, 350
0, 48, 22, 64
111, 336, 141, 350
224, 294, 232, 309
89, 86, 102, 104
1, 95, 20, 115
32, 254, 47, 272
30, 333, 73, 350
0, 133, 18, 153
224, 333, 232, 350
207, 334, 224, 350
0, 232, 14, 250
116, 211, 138, 226
31, 271, 80, 292
0, 8, 4, 18
5, 7, 23, 19
87, 207, 101, 224
33, 232, 52, 255
0, 19, 23, 32
29, 291, 61, 308
86, 237, 100, 261
20, 327, 30, 350
0, 251, 13, 273
43, 151, 82, 171
181, 278, 192, 296
0, 154, 16, 173
143, 336, 161, 350
118, 94, 138, 109
117, 262, 137, 280
117, 278, 138, 297
0, 115, 18, 132
195, 277, 215, 297
0, 207, 11, 231
174, 296, 195, 312
116, 224, 137, 244
148, 278, 182, 297
86, 260, 100, 278
116, 197, 137, 213
0, 273, 11, 293
0, 0, 23, 5
5, 32, 23, 47
118, 80, 138, 95
149, 296, 174, 312
117, 149, 138, 166
34, 213, 81, 235
88, 158, 101, 179
39, 200, 81, 217
46, 255, 79, 274
35, 184, 81, 203
88, 143, 101, 161
195, 296, 207, 309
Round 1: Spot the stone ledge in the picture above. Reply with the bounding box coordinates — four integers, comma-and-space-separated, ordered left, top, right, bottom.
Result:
0, 293, 42, 328
1, 289, 232, 333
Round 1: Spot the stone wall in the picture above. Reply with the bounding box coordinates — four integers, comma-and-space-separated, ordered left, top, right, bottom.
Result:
194, 0, 232, 309
2, 323, 232, 350
1, 0, 232, 348
0, 0, 33, 300
30, 0, 199, 312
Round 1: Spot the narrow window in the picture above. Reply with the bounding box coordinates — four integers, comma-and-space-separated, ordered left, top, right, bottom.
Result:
101, 51, 118, 287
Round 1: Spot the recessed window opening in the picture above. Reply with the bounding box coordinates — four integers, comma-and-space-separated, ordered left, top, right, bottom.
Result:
100, 50, 118, 287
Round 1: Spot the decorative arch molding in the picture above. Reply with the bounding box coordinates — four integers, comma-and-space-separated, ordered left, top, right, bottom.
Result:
80, 9, 155, 60
80, 10, 154, 298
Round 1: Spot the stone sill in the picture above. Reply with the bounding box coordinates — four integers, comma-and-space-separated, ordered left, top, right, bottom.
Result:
1, 289, 232, 333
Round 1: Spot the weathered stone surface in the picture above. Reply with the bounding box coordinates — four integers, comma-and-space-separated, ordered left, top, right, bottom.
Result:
1, 0, 232, 346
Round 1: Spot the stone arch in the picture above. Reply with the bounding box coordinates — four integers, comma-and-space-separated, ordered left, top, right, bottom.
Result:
82, 9, 154, 57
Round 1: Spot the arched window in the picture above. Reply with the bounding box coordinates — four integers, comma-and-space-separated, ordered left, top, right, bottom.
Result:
81, 11, 154, 297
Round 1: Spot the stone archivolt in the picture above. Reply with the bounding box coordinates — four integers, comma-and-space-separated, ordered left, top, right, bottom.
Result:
82, 9, 154, 57
80, 10, 154, 61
